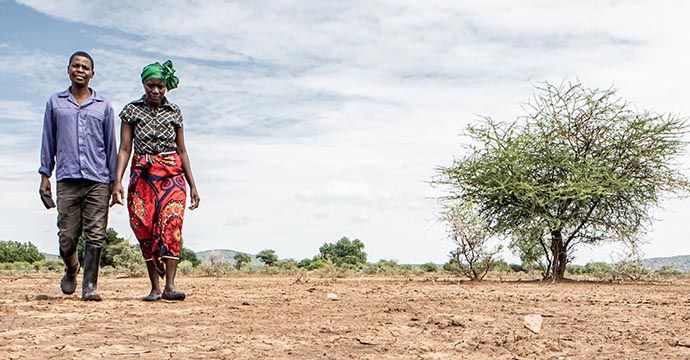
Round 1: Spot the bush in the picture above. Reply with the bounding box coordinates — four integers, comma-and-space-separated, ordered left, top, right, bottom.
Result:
491, 261, 512, 274
420, 262, 438, 272
566, 264, 585, 275
256, 249, 279, 267
0, 241, 44, 263
319, 237, 367, 266
233, 252, 251, 270
33, 259, 63, 272
509, 263, 526, 273
180, 247, 201, 267
654, 266, 683, 277
178, 260, 196, 275
0, 261, 36, 273
278, 259, 298, 271
79, 227, 127, 266
201, 261, 234, 276
583, 262, 614, 279
111, 242, 145, 277
297, 256, 328, 270
613, 260, 649, 281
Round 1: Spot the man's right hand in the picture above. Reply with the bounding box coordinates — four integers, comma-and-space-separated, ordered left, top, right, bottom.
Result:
39, 175, 51, 196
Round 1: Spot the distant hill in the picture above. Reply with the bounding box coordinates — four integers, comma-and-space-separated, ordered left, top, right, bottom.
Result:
195, 249, 262, 266
41, 253, 59, 260
641, 255, 690, 272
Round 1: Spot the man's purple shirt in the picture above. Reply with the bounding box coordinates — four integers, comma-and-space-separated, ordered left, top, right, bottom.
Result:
39, 88, 117, 183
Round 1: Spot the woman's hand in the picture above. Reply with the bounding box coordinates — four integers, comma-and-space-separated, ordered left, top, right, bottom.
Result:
189, 186, 200, 210
110, 181, 125, 207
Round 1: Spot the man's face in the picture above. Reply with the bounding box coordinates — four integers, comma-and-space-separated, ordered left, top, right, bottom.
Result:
67, 55, 94, 87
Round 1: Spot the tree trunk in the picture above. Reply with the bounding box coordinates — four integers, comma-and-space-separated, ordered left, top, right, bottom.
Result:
549, 229, 567, 281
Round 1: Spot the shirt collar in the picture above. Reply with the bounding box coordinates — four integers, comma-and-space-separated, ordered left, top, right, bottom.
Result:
134, 94, 173, 109
57, 87, 104, 102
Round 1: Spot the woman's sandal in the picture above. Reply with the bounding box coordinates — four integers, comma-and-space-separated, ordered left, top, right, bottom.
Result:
162, 290, 186, 301
142, 294, 162, 302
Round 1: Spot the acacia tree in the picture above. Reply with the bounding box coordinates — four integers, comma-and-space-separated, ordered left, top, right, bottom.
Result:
233, 252, 251, 270
319, 237, 367, 266
256, 249, 278, 267
434, 81, 688, 281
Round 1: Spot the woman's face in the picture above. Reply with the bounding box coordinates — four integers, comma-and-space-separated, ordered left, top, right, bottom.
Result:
144, 78, 167, 106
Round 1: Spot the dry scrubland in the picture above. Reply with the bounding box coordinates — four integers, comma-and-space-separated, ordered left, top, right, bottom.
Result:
1, 274, 690, 359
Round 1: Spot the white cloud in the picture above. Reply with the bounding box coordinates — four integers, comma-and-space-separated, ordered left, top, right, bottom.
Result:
3, 1, 690, 263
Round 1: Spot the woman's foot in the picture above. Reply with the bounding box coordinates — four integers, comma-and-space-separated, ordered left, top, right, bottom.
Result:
142, 289, 162, 302
162, 288, 186, 301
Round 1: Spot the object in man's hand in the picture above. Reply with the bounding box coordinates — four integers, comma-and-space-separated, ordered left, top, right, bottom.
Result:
40, 191, 56, 209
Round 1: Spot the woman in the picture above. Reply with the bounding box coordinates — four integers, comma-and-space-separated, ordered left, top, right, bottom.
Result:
112, 60, 200, 301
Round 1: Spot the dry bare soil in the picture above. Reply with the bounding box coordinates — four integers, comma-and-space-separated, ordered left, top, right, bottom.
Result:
1, 274, 690, 359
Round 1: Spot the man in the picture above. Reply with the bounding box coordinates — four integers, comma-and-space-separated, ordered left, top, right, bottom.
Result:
39, 51, 117, 301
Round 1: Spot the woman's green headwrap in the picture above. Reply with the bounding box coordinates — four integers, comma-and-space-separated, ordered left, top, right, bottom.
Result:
141, 60, 180, 90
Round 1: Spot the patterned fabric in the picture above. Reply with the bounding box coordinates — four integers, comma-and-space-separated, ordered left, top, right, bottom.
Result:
128, 151, 186, 277
119, 96, 183, 155
141, 60, 179, 90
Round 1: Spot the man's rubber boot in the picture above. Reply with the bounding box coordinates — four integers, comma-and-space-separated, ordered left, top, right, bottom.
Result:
81, 246, 102, 301
60, 253, 79, 295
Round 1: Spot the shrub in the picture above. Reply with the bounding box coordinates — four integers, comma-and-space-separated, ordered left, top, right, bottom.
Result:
613, 260, 649, 281
0, 241, 44, 263
201, 261, 234, 276
420, 262, 438, 272
180, 247, 201, 267
319, 237, 367, 266
111, 242, 145, 277
33, 259, 63, 272
297, 256, 328, 270
654, 266, 682, 277
491, 261, 512, 273
509, 263, 526, 273
178, 260, 196, 275
583, 262, 614, 279
233, 252, 251, 270
256, 249, 279, 267
0, 261, 36, 273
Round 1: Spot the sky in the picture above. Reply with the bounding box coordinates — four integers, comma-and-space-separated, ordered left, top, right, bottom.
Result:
1, 0, 689, 264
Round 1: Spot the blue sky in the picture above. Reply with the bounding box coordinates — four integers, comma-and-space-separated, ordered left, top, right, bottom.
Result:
1, 0, 690, 264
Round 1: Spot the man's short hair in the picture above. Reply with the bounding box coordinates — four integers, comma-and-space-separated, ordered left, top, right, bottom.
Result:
68, 51, 94, 70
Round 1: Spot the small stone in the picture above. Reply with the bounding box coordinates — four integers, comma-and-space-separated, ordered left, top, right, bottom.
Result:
523, 314, 543, 334
327, 293, 339, 301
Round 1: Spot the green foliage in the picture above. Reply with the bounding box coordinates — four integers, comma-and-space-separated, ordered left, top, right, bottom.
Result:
0, 241, 45, 263
111, 242, 145, 277
233, 252, 251, 270
509, 263, 526, 273
78, 227, 127, 266
434, 81, 690, 280
566, 264, 585, 275
178, 260, 196, 275
296, 256, 328, 270
491, 260, 512, 274
583, 262, 614, 279
420, 262, 438, 272
33, 259, 63, 272
0, 261, 36, 273
654, 265, 683, 277
256, 249, 279, 267
180, 247, 201, 267
278, 259, 298, 271
319, 237, 367, 266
